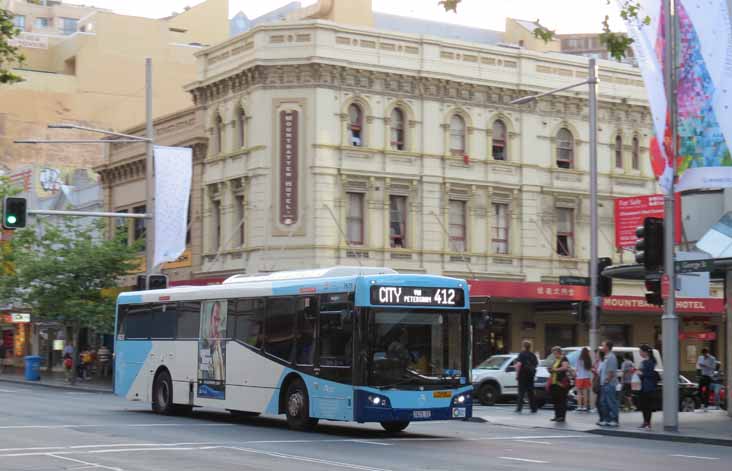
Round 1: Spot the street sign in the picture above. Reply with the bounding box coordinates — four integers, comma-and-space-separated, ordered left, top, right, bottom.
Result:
674, 259, 714, 274
661, 274, 670, 299
10, 313, 30, 323
559, 276, 590, 286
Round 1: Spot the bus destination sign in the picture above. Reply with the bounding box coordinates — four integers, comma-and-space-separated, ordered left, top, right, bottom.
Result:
370, 286, 466, 307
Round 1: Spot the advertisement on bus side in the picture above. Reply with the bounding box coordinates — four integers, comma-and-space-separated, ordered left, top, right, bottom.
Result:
198, 300, 227, 399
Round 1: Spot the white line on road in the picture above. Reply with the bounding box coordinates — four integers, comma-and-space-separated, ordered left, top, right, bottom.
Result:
0, 423, 233, 429
349, 440, 392, 446
0, 389, 18, 393
671, 454, 720, 461
228, 446, 393, 471
514, 440, 552, 445
498, 456, 549, 464
89, 447, 198, 454
48, 453, 124, 471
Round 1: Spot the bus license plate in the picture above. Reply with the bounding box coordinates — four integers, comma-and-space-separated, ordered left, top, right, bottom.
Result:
452, 407, 466, 418
413, 410, 431, 419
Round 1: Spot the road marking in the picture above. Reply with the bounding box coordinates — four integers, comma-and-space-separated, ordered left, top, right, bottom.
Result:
0, 388, 18, 393
48, 453, 124, 471
671, 455, 719, 461
349, 440, 392, 446
0, 423, 232, 429
89, 447, 198, 454
514, 440, 551, 445
498, 456, 549, 464
229, 446, 393, 471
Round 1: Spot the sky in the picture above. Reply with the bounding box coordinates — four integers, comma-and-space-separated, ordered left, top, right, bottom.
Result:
72, 0, 626, 34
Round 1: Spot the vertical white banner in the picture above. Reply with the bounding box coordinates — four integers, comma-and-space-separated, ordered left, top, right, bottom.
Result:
153, 146, 192, 268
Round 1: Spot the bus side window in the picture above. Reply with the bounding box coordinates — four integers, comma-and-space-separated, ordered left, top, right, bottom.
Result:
177, 302, 201, 339
295, 297, 317, 366
125, 305, 153, 339
228, 298, 264, 348
264, 297, 296, 363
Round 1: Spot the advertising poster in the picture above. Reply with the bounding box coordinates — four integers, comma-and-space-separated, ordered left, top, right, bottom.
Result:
198, 300, 227, 399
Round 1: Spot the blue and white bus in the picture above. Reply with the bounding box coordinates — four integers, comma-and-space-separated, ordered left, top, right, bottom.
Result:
114, 267, 472, 432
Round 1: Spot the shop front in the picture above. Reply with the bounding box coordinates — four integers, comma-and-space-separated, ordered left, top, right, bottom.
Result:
602, 295, 725, 377
0, 312, 31, 368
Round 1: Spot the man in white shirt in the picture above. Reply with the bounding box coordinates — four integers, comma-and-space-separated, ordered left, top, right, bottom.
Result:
696, 349, 717, 411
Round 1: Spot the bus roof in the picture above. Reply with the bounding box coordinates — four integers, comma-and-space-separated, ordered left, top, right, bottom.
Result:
222, 266, 397, 284
117, 268, 468, 307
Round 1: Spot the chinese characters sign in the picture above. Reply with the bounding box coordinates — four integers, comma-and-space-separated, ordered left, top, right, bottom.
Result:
279, 110, 299, 226
613, 194, 681, 249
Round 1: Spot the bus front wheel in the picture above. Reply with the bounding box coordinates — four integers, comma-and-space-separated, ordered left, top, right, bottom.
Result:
380, 421, 409, 433
285, 378, 318, 431
152, 370, 174, 415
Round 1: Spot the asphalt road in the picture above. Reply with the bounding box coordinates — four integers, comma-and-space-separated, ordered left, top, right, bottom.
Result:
1, 383, 731, 470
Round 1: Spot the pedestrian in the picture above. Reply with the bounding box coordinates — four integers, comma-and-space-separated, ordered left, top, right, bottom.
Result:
97, 345, 111, 378
575, 347, 593, 412
515, 340, 538, 413
63, 351, 73, 383
696, 348, 717, 411
636, 344, 658, 430
80, 349, 93, 380
711, 363, 723, 409
598, 340, 619, 427
593, 348, 604, 419
547, 346, 571, 423
621, 353, 635, 412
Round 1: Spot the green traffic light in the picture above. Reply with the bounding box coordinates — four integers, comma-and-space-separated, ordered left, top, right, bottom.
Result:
6, 215, 17, 225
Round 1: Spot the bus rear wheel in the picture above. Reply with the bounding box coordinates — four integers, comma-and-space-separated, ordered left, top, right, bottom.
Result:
285, 378, 318, 431
152, 370, 174, 415
380, 421, 409, 433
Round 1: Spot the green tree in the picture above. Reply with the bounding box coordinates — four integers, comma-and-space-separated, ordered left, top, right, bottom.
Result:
0, 7, 24, 84
439, 0, 649, 61
1, 217, 140, 335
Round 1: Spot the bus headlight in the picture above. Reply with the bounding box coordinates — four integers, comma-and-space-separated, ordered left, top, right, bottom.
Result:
367, 395, 390, 407
457, 395, 466, 404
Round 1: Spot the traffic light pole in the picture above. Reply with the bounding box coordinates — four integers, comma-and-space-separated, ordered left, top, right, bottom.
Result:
144, 58, 156, 275
588, 58, 600, 355
662, 0, 679, 432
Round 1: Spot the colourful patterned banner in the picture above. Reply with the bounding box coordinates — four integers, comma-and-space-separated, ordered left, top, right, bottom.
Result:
623, 0, 732, 192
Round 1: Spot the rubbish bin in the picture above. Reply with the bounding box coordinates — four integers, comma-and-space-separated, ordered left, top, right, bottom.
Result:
24, 355, 41, 381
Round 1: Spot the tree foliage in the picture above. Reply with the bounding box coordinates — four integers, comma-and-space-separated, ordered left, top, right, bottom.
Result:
440, 0, 652, 61
0, 8, 24, 84
0, 206, 140, 333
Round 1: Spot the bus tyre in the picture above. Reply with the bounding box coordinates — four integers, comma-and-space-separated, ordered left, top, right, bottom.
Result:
285, 379, 318, 431
380, 421, 409, 433
152, 370, 174, 415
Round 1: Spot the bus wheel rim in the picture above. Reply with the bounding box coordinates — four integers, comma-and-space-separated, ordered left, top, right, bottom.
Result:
288, 391, 304, 417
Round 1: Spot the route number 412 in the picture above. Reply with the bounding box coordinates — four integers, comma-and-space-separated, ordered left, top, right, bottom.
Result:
434, 289, 456, 305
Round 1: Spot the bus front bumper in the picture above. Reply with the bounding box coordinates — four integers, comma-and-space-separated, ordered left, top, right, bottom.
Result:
353, 387, 473, 423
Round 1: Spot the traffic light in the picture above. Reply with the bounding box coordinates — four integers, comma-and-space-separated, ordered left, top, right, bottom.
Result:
2, 197, 27, 230
635, 217, 664, 272
136, 274, 169, 291
644, 275, 663, 306
598, 257, 613, 297
570, 301, 588, 323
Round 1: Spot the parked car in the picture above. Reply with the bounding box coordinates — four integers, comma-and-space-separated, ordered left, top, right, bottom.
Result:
472, 354, 521, 405
632, 375, 700, 412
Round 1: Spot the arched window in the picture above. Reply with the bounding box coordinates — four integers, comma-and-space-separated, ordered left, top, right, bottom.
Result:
449, 114, 466, 155
492, 120, 507, 160
615, 135, 623, 169
390, 108, 405, 151
556, 128, 574, 169
348, 104, 363, 147
214, 114, 223, 154
632, 136, 640, 170
237, 107, 246, 148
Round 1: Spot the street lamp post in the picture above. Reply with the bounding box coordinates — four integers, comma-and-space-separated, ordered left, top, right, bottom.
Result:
511, 58, 600, 353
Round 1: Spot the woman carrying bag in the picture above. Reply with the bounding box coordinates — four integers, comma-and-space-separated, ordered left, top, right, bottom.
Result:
547, 346, 572, 423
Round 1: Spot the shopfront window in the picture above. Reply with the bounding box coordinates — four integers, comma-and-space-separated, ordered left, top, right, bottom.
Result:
544, 324, 577, 356
471, 311, 510, 366
600, 324, 630, 347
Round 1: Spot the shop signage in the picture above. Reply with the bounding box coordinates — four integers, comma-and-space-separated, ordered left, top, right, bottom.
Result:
602, 295, 724, 313
10, 313, 30, 323
613, 194, 681, 249
679, 332, 717, 341
467, 280, 588, 301
279, 110, 299, 226
675, 259, 714, 274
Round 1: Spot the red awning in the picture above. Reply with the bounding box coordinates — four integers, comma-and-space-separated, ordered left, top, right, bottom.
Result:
602, 295, 724, 314
468, 280, 588, 302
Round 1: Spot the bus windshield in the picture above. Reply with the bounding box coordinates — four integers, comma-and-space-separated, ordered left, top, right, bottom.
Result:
368, 309, 466, 389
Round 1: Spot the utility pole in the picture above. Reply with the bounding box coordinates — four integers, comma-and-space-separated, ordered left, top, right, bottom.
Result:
662, 0, 679, 432
145, 58, 156, 274
588, 58, 600, 355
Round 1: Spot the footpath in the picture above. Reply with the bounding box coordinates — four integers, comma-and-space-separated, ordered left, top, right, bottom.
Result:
0, 367, 112, 393
473, 405, 732, 447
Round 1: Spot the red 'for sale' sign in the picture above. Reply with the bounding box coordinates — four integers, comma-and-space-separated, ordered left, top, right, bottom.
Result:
613, 194, 682, 249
